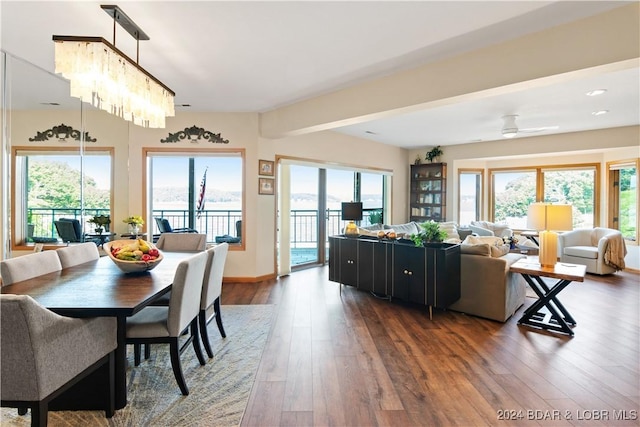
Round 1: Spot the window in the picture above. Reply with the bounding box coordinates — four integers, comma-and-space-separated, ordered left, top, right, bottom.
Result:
13, 148, 112, 246
458, 169, 483, 225
147, 150, 244, 245
490, 164, 598, 230
608, 160, 638, 243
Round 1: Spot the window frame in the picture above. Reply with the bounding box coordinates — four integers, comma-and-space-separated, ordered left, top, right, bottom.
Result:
607, 158, 639, 245
11, 146, 114, 251
457, 168, 484, 225
143, 147, 246, 251
489, 163, 600, 231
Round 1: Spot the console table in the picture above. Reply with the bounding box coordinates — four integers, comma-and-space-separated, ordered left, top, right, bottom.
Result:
510, 258, 586, 336
328, 236, 460, 318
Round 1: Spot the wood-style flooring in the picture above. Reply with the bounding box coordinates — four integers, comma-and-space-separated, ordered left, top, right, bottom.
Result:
222, 266, 639, 427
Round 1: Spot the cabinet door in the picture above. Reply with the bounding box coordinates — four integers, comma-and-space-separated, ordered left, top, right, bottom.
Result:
372, 241, 389, 295
357, 240, 375, 292
392, 244, 425, 303
433, 245, 461, 308
341, 238, 358, 287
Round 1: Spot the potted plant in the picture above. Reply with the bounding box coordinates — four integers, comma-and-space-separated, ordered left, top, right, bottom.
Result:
410, 220, 447, 247
426, 146, 443, 163
368, 209, 383, 225
123, 215, 144, 234
89, 214, 111, 234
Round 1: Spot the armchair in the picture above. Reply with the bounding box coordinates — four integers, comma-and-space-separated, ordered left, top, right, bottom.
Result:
154, 218, 198, 234
558, 227, 627, 275
1, 295, 117, 426
469, 221, 513, 239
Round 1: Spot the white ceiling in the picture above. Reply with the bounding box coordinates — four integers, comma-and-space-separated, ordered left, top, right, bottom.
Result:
1, 1, 638, 149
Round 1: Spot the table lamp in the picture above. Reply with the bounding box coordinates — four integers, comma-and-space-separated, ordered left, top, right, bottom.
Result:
341, 202, 363, 237
527, 203, 573, 267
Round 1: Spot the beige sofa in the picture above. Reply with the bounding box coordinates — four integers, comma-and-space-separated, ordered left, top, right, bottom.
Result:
449, 243, 527, 322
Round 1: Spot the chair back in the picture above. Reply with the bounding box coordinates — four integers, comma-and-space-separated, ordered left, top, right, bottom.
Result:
236, 220, 242, 238
56, 242, 100, 268
156, 233, 206, 251
0, 251, 62, 286
167, 251, 208, 336
155, 217, 172, 233
55, 219, 81, 243
201, 243, 229, 310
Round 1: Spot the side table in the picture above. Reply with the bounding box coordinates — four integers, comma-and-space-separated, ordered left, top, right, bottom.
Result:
85, 232, 116, 248
510, 258, 586, 336
121, 233, 148, 240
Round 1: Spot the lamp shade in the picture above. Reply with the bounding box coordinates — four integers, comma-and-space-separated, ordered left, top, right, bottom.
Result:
527, 203, 573, 231
341, 202, 363, 221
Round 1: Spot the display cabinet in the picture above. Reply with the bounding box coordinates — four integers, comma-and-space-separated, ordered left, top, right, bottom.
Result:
410, 163, 447, 222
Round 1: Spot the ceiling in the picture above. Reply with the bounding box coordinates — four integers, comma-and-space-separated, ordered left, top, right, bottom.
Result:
1, 1, 638, 149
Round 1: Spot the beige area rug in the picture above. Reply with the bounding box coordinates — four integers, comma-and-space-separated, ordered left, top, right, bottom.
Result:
1, 304, 274, 427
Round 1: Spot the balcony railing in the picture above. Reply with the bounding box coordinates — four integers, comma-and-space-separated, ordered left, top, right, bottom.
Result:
26, 207, 382, 249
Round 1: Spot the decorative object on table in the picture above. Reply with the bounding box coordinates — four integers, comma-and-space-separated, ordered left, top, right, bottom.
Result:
258, 177, 275, 195
527, 203, 573, 267
368, 209, 383, 226
410, 220, 447, 247
341, 202, 363, 236
123, 215, 145, 235
426, 145, 443, 163
258, 159, 274, 176
89, 214, 111, 234
503, 235, 519, 249
53, 5, 174, 128
414, 154, 422, 165
104, 239, 163, 273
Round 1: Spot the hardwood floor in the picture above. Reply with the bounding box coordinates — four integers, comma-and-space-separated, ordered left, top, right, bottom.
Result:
222, 266, 639, 426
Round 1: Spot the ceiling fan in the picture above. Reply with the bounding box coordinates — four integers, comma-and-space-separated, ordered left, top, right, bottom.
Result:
501, 115, 559, 138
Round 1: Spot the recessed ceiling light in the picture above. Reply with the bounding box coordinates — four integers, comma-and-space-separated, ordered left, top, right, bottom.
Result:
586, 89, 607, 96
365, 130, 377, 135
40, 102, 60, 106
177, 104, 191, 107
592, 110, 609, 116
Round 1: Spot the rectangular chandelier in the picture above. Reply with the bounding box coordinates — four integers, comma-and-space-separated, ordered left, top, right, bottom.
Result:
53, 36, 175, 128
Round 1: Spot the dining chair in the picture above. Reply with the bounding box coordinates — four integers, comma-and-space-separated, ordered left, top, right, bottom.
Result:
155, 233, 207, 251
125, 251, 209, 396
1, 294, 117, 426
199, 243, 229, 358
0, 251, 62, 286
56, 242, 100, 268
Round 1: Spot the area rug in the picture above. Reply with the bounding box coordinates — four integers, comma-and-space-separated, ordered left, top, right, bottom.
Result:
1, 304, 274, 427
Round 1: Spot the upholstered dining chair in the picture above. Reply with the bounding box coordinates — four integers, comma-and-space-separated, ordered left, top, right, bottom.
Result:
0, 251, 62, 286
126, 251, 209, 396
198, 243, 229, 358
56, 242, 100, 269
1, 294, 117, 426
156, 233, 207, 252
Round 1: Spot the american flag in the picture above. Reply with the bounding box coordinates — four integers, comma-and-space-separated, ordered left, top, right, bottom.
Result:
196, 168, 207, 219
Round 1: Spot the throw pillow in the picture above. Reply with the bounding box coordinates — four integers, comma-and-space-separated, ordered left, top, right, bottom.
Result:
386, 222, 419, 235
490, 244, 510, 258
439, 221, 460, 241
463, 235, 504, 247
460, 243, 491, 257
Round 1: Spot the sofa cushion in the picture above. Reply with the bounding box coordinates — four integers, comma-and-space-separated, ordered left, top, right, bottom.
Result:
385, 222, 420, 235
360, 223, 384, 231
460, 243, 491, 257
439, 221, 460, 241
462, 235, 504, 247
490, 244, 510, 258
564, 245, 599, 259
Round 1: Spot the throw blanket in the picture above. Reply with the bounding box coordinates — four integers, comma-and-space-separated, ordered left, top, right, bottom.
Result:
603, 233, 627, 271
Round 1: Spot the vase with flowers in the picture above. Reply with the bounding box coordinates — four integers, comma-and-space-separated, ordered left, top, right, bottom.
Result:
123, 215, 144, 235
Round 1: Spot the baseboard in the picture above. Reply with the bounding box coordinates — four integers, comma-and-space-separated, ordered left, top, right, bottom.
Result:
222, 272, 278, 283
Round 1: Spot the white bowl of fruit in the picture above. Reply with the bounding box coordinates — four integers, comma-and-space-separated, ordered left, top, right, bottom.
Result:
103, 239, 163, 273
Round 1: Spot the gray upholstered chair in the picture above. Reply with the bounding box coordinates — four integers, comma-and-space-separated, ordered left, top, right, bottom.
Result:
56, 242, 100, 268
0, 251, 62, 286
156, 233, 207, 251
558, 227, 627, 275
126, 251, 209, 395
199, 243, 229, 358
1, 294, 117, 426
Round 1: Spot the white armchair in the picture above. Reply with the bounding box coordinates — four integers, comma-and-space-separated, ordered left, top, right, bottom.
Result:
558, 227, 627, 275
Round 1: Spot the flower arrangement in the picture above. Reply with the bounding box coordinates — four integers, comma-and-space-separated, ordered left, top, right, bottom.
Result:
503, 235, 519, 248
123, 215, 144, 226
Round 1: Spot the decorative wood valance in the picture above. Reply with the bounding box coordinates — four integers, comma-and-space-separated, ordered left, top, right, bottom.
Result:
28, 123, 97, 142
160, 125, 230, 144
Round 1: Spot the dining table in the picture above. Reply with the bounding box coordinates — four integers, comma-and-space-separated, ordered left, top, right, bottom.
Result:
1, 251, 197, 410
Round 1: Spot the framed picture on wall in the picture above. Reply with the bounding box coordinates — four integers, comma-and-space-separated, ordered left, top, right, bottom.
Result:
259, 177, 275, 195
259, 159, 274, 176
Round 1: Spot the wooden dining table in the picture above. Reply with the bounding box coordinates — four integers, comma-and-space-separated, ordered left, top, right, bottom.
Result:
1, 251, 197, 410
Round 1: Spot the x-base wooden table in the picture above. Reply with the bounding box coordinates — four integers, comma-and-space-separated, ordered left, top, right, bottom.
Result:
510, 258, 586, 336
